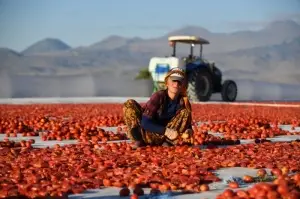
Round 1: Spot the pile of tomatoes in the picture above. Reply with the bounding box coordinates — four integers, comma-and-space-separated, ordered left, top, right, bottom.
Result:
0, 102, 299, 198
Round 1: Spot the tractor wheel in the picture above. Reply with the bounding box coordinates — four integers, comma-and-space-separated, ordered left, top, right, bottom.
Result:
187, 68, 213, 102
221, 80, 238, 102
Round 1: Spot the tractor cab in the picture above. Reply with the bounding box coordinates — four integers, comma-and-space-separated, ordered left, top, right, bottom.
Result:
168, 35, 216, 72
168, 35, 210, 62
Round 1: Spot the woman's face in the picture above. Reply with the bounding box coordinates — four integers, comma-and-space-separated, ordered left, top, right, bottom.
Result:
166, 77, 183, 95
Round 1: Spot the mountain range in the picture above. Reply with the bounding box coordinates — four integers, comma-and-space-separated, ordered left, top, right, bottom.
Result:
1, 19, 300, 85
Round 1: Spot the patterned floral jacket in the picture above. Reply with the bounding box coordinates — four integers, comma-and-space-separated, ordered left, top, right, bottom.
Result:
142, 89, 192, 128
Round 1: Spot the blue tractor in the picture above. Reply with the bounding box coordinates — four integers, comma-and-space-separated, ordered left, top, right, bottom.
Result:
148, 35, 238, 102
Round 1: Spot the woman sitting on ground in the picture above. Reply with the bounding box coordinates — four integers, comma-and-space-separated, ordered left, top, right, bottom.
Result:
123, 68, 194, 147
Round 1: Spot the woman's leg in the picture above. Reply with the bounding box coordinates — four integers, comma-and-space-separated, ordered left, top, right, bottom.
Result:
165, 108, 193, 145
140, 108, 193, 146
123, 99, 165, 146
140, 129, 165, 146
123, 99, 144, 142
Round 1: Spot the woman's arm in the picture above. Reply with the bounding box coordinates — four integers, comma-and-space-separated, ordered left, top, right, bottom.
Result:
141, 91, 166, 135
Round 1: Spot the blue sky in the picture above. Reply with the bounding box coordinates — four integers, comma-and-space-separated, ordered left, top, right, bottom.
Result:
0, 0, 299, 51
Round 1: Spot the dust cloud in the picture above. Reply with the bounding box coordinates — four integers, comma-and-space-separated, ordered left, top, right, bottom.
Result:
0, 72, 153, 98
0, 72, 300, 101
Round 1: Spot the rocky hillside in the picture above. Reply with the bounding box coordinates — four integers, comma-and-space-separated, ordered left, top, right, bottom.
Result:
21, 38, 71, 55
0, 20, 299, 84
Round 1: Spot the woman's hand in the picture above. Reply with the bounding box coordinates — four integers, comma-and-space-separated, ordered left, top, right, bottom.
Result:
164, 128, 179, 140
181, 129, 193, 139
181, 129, 194, 144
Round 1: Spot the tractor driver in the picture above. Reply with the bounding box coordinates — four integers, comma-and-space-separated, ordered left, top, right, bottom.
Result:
123, 68, 194, 147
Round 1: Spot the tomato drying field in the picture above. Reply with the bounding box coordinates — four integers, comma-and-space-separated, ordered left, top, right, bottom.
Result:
0, 98, 300, 199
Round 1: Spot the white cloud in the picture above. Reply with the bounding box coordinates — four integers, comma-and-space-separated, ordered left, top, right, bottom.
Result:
108, 25, 173, 30
226, 13, 300, 31
273, 13, 300, 23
